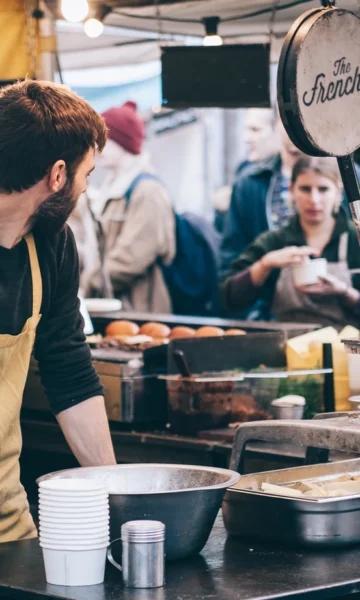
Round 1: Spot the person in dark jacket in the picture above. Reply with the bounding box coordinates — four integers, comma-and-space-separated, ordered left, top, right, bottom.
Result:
213, 108, 279, 235
220, 121, 304, 279
223, 157, 360, 329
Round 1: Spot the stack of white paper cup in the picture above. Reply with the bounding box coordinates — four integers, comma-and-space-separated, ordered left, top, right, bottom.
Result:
38, 478, 109, 586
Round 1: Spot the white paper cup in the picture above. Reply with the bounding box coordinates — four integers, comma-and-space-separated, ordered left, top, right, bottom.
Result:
40, 539, 109, 550
39, 491, 107, 501
40, 536, 109, 547
39, 534, 109, 543
42, 546, 107, 586
292, 258, 327, 286
39, 478, 105, 493
39, 503, 109, 513
39, 485, 106, 494
39, 515, 109, 524
40, 522, 109, 532
39, 528, 109, 538
39, 512, 109, 522
40, 529, 109, 541
39, 512, 110, 527
39, 497, 109, 508
39, 516, 110, 526
39, 525, 110, 540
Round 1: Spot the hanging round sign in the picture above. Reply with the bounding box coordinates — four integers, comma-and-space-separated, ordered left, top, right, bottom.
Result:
278, 7, 360, 157
277, 5, 360, 240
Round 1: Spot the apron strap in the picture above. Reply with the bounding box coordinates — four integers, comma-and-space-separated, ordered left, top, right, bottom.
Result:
338, 232, 348, 262
24, 234, 42, 317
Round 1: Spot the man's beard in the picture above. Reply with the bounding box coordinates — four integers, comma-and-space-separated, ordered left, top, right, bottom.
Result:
31, 178, 78, 236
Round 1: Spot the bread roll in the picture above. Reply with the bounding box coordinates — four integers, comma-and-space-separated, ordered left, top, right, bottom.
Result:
195, 326, 224, 337
169, 326, 196, 339
105, 320, 139, 337
225, 328, 246, 336
139, 322, 171, 338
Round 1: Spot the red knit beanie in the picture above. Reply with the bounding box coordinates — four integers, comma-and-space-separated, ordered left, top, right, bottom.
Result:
101, 101, 145, 155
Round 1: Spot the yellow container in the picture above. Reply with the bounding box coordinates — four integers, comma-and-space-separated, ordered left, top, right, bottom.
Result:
286, 327, 359, 413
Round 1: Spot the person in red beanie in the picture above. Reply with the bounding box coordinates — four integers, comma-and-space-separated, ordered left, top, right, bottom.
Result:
101, 101, 144, 155
70, 101, 176, 313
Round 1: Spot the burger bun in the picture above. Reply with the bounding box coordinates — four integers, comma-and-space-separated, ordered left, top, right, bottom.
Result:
225, 328, 246, 336
105, 320, 139, 337
169, 326, 196, 340
195, 326, 224, 337
139, 322, 171, 339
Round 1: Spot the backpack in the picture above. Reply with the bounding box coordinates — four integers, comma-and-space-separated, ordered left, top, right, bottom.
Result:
124, 174, 221, 316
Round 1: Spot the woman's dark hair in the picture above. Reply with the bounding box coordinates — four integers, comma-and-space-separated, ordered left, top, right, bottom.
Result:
0, 80, 107, 193
291, 156, 342, 187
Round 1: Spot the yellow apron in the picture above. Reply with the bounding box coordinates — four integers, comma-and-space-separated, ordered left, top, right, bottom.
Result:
0, 233, 41, 542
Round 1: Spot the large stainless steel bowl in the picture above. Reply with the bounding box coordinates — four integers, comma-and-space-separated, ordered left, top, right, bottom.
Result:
37, 463, 239, 560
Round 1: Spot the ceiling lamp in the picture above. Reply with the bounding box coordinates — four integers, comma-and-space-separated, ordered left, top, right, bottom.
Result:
61, 0, 89, 23
84, 18, 104, 38
202, 16, 223, 46
83, 4, 111, 38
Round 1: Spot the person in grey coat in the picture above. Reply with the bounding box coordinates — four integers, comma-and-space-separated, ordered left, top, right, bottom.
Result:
70, 102, 176, 313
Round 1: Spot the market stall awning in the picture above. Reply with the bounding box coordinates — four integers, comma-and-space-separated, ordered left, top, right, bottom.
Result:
49, 0, 360, 38
49, 0, 360, 70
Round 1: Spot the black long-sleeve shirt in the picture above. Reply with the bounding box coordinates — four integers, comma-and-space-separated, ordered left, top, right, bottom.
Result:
0, 225, 102, 414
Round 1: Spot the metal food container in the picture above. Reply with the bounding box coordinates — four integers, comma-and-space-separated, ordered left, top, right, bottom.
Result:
223, 414, 360, 547
223, 458, 360, 547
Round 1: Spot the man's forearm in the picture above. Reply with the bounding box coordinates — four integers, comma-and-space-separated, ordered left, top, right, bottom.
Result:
56, 396, 116, 466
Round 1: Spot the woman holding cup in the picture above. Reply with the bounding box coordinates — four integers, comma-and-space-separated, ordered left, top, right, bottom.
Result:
222, 156, 360, 327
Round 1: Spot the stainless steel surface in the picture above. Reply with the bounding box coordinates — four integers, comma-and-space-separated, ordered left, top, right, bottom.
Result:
230, 414, 360, 472
122, 521, 165, 588
223, 458, 360, 547
271, 404, 304, 420
37, 464, 239, 560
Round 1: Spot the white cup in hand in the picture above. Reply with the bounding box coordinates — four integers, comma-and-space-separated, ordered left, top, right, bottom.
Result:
292, 257, 327, 287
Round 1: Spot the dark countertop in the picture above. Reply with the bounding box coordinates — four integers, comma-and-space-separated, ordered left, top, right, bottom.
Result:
1, 517, 360, 600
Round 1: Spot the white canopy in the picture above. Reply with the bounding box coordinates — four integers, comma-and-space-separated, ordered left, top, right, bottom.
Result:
50, 0, 360, 70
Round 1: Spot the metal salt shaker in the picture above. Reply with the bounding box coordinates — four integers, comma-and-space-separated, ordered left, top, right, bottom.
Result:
121, 520, 165, 588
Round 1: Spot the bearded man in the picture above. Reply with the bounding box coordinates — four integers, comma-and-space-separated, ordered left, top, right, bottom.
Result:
0, 79, 116, 543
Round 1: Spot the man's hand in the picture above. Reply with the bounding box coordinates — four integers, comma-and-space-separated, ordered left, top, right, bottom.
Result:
56, 396, 116, 466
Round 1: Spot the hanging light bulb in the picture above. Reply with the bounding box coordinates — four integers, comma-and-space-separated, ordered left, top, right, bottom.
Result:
83, 5, 111, 38
84, 18, 104, 38
61, 0, 89, 23
202, 16, 223, 46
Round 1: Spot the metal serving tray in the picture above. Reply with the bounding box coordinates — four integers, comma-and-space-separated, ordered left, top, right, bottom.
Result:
223, 458, 360, 547
223, 416, 360, 547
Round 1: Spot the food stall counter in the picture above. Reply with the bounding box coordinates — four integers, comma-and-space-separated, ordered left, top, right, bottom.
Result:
91, 309, 320, 337
0, 516, 360, 600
